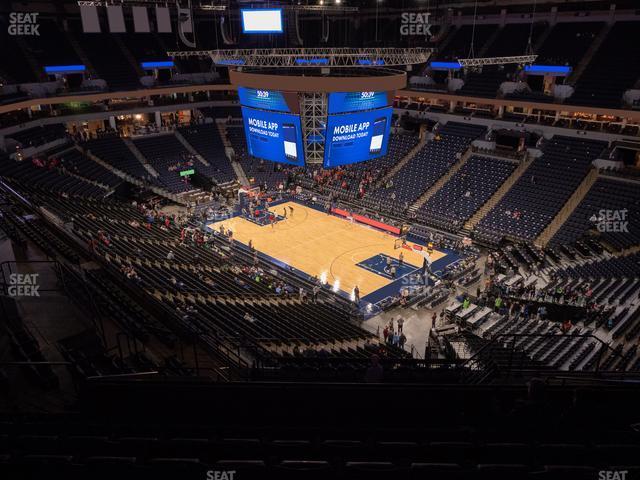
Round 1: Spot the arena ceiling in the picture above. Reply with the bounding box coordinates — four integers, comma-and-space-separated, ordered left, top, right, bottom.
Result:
3, 0, 624, 11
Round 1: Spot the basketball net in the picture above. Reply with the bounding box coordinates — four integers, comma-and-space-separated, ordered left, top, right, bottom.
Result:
239, 186, 261, 201
247, 186, 261, 199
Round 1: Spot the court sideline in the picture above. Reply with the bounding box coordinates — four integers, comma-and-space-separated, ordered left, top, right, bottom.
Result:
208, 201, 447, 297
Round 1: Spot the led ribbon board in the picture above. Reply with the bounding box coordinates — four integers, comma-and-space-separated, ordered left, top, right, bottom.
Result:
524, 65, 572, 76
238, 87, 291, 113
328, 91, 391, 114
430, 61, 462, 71
141, 61, 174, 69
44, 65, 86, 74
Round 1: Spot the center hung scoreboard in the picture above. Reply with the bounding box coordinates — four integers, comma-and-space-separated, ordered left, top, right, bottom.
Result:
324, 91, 393, 168
238, 87, 394, 168
239, 88, 305, 166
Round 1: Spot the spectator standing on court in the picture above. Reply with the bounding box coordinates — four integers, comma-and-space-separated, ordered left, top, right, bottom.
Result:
397, 318, 404, 333
354, 285, 360, 304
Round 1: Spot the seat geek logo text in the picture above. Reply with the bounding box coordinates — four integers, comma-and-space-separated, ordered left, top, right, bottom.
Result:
8, 273, 40, 297
206, 471, 236, 480
400, 12, 433, 37
8, 12, 40, 36
599, 471, 628, 480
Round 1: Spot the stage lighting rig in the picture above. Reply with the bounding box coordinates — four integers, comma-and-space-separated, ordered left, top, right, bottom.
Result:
457, 55, 538, 68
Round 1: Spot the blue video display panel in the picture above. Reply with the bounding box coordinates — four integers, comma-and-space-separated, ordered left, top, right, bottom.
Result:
238, 87, 291, 112
323, 107, 393, 168
328, 91, 390, 114
241, 107, 305, 166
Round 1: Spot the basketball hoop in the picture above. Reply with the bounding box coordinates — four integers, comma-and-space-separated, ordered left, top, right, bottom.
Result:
394, 237, 406, 249
238, 186, 261, 201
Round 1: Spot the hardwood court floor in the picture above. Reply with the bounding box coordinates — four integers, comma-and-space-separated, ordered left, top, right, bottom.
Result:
208, 202, 446, 297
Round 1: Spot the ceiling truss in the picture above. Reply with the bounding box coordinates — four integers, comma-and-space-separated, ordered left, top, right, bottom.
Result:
167, 48, 434, 68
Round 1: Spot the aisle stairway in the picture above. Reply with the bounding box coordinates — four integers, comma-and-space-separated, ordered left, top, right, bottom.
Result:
535, 168, 599, 248
13, 36, 43, 81
80, 144, 187, 205
64, 28, 98, 78
374, 131, 429, 189
219, 121, 249, 186
123, 137, 160, 178
477, 26, 503, 57
408, 146, 473, 213
464, 156, 533, 231
568, 22, 612, 85
174, 130, 211, 167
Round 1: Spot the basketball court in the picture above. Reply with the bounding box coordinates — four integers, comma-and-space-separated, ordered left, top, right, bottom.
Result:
207, 201, 457, 303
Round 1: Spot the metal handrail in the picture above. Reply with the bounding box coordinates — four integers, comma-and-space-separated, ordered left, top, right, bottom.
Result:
459, 330, 627, 375
0, 181, 246, 379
